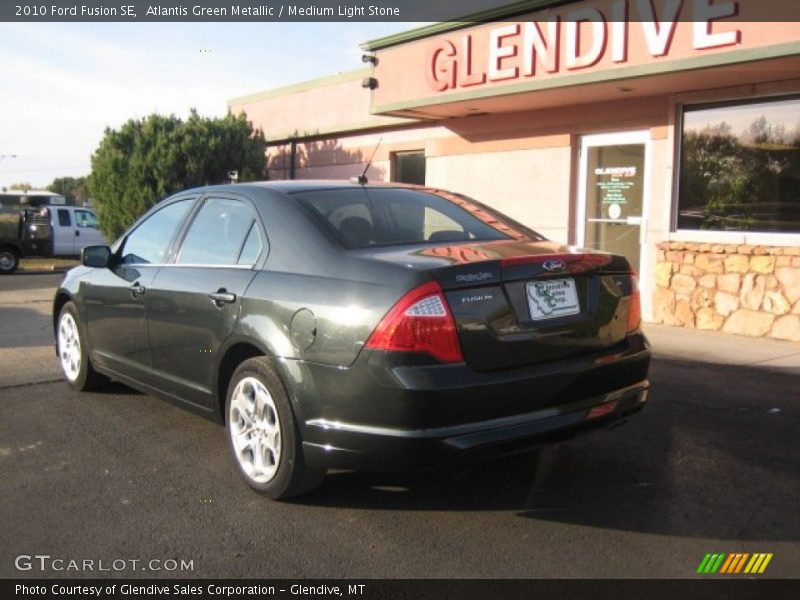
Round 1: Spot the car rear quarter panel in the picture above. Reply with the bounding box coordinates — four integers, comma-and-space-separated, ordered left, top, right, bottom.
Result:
239, 269, 417, 368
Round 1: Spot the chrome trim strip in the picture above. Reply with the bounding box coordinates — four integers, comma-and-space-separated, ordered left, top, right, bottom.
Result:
121, 263, 254, 269
306, 382, 648, 439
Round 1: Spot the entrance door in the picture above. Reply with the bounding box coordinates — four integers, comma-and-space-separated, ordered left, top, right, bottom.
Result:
577, 131, 650, 274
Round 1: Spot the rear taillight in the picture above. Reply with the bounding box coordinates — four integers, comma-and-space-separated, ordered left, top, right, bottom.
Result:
627, 272, 641, 333
365, 281, 463, 363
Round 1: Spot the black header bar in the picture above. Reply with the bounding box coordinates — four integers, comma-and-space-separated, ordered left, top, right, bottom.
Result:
2, 0, 799, 22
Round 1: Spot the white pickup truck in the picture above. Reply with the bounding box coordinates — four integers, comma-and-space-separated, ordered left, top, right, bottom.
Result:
0, 205, 107, 273
47, 205, 107, 256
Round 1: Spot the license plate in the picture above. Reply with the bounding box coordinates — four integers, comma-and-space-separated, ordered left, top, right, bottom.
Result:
526, 278, 580, 320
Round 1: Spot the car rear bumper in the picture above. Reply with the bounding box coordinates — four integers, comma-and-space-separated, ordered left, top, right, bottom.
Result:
302, 381, 648, 471
297, 334, 651, 471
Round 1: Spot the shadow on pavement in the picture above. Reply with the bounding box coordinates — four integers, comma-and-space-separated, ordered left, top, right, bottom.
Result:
99, 381, 144, 395
299, 358, 799, 541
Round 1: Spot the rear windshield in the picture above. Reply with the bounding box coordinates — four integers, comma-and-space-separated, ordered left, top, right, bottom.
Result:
293, 187, 543, 249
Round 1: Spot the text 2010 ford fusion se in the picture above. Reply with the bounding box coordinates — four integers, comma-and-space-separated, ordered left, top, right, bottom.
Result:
53, 182, 650, 499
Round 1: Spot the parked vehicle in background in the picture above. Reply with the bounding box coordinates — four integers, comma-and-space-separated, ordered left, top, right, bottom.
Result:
0, 208, 24, 273
45, 205, 106, 256
53, 181, 650, 499
0, 205, 106, 273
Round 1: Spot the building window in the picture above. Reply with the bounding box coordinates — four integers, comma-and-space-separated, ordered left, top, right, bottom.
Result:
677, 95, 800, 233
393, 151, 426, 185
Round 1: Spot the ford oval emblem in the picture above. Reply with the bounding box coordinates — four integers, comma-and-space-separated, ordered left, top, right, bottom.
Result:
542, 259, 567, 272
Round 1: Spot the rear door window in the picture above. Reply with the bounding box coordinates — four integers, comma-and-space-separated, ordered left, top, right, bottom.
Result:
57, 209, 71, 227
176, 197, 259, 266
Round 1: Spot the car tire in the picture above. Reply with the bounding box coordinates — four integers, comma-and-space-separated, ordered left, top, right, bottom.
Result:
57, 301, 108, 391
0, 246, 19, 274
226, 357, 325, 500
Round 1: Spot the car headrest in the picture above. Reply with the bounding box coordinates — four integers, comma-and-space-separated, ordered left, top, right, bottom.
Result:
339, 217, 374, 247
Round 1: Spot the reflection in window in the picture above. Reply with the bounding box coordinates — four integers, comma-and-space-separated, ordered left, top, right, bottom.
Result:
678, 96, 800, 232
393, 151, 426, 185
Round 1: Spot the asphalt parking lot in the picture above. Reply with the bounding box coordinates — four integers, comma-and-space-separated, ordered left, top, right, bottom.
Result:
1, 272, 798, 578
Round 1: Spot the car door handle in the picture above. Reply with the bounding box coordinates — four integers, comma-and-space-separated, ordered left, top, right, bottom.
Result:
208, 290, 236, 307
130, 282, 146, 298
75, 230, 80, 237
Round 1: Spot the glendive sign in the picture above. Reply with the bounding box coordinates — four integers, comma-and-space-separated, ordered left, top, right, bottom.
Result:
426, 0, 741, 92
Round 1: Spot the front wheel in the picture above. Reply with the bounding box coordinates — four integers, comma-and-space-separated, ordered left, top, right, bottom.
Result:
57, 301, 108, 391
0, 246, 19, 274
226, 357, 325, 499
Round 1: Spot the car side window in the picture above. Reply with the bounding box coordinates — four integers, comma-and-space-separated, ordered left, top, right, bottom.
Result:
177, 197, 256, 266
121, 199, 194, 265
75, 210, 99, 229
57, 209, 71, 227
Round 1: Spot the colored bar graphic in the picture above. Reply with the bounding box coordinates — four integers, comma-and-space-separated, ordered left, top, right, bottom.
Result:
758, 554, 773, 574
722, 554, 738, 573
744, 555, 760, 574
734, 553, 749, 573
719, 554, 735, 573
728, 554, 742, 573
711, 553, 726, 573
697, 554, 713, 574
701, 554, 719, 574
700, 553, 773, 575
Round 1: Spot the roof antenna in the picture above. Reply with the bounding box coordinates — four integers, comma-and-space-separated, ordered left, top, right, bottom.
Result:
351, 137, 382, 185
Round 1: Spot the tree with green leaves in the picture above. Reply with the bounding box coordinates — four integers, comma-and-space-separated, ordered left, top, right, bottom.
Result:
48, 176, 89, 204
8, 182, 33, 192
89, 110, 267, 240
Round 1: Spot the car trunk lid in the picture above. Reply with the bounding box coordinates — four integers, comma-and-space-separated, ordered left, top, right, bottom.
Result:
356, 239, 636, 371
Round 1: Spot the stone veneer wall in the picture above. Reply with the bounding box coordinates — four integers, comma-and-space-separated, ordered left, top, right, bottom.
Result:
652, 242, 800, 341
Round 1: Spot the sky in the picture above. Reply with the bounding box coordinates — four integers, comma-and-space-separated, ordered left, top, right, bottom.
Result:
0, 21, 417, 190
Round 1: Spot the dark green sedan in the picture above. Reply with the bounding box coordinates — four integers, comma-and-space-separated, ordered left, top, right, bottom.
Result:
53, 182, 650, 499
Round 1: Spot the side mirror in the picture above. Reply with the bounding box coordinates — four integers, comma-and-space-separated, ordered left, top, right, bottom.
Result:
82, 245, 112, 268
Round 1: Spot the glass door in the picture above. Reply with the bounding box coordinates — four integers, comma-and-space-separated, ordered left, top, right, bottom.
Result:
578, 131, 649, 273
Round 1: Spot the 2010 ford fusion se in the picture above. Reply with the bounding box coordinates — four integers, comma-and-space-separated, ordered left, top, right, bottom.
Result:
53, 181, 650, 499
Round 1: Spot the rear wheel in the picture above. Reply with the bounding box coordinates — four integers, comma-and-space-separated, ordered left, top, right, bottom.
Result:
57, 301, 108, 391
0, 246, 19, 274
226, 357, 325, 499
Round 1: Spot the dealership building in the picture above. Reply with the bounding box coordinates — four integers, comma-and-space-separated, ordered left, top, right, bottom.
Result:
230, 0, 800, 341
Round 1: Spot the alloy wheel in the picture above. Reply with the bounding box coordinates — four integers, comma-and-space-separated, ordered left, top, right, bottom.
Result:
58, 312, 82, 382
229, 376, 282, 483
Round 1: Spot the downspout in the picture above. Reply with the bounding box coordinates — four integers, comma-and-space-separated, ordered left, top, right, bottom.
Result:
289, 139, 296, 180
